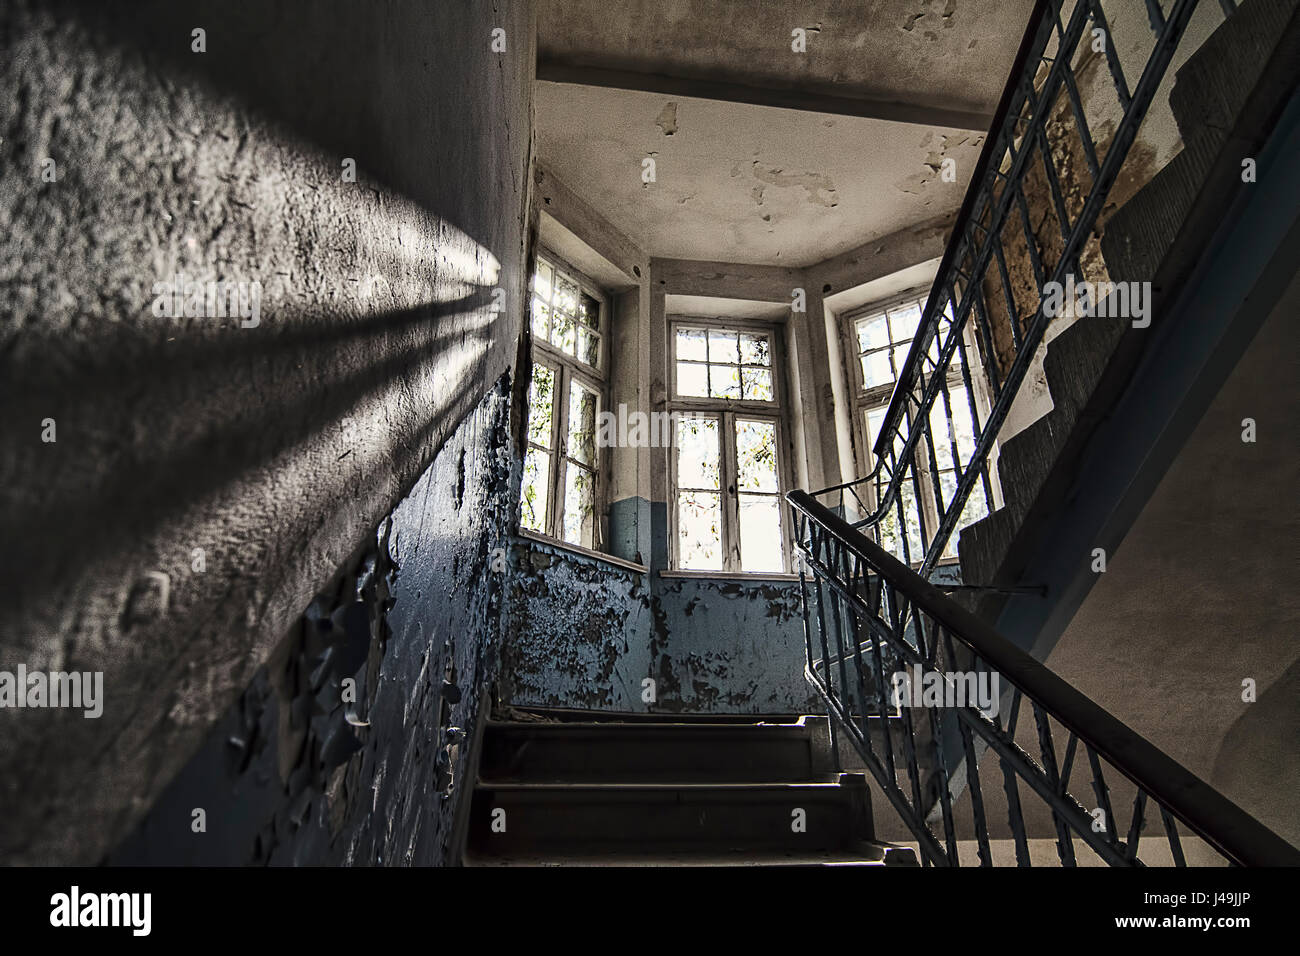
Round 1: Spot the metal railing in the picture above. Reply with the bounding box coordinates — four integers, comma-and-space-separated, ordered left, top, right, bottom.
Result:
815, 0, 1234, 576
789, 491, 1300, 866
788, 0, 1300, 865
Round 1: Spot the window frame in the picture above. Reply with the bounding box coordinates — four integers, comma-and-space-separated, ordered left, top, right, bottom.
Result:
840, 288, 1000, 564
666, 317, 794, 574
522, 249, 609, 551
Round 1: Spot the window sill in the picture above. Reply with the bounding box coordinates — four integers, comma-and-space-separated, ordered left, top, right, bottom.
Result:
516, 528, 648, 574
659, 569, 801, 583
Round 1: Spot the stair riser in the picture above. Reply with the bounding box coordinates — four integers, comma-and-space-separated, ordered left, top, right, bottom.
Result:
468, 789, 867, 853
482, 732, 814, 783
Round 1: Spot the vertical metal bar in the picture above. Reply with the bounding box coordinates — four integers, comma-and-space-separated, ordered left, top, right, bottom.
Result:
1125, 788, 1148, 862
1087, 0, 1132, 109
1161, 807, 1188, 867
1032, 703, 1078, 866
1087, 744, 1118, 849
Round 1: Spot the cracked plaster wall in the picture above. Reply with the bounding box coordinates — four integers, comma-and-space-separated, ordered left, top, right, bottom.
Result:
0, 0, 533, 865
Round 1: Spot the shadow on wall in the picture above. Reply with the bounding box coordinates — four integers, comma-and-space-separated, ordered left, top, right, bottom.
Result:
1213, 657, 1300, 851
0, 0, 531, 864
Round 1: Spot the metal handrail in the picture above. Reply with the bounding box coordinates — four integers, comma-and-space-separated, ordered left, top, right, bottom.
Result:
818, 0, 1227, 575
789, 490, 1300, 867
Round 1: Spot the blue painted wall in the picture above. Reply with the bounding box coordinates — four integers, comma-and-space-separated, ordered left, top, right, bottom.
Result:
500, 497, 822, 714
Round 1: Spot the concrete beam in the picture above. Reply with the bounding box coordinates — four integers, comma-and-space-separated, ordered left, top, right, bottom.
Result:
536, 60, 993, 131
535, 164, 648, 285
653, 257, 801, 303
810, 214, 955, 297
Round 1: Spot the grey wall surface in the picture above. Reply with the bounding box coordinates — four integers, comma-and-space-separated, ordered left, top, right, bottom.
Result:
109, 380, 517, 865
1045, 289, 1300, 850
0, 0, 533, 865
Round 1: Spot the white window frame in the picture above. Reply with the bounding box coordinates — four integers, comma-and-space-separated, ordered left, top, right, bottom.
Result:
667, 317, 794, 574
840, 288, 1002, 564
522, 250, 609, 550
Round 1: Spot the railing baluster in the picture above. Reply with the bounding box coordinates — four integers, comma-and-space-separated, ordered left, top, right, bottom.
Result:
788, 0, 1294, 869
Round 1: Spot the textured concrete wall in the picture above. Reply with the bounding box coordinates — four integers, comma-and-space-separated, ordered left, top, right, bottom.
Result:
0, 0, 533, 864
1046, 288, 1300, 850
110, 380, 517, 865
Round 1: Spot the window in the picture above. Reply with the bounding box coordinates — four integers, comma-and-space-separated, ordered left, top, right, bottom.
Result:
670, 322, 788, 573
847, 291, 994, 563
520, 254, 605, 550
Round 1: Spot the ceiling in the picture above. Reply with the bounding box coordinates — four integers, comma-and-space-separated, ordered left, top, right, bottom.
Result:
536, 0, 1035, 270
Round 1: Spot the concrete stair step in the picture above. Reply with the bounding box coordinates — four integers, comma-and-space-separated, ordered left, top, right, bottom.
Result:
1168, 0, 1300, 140
481, 718, 817, 783
464, 846, 918, 867
466, 778, 873, 857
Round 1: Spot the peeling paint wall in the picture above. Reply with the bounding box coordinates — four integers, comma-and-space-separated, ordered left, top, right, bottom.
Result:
110, 378, 518, 865
0, 0, 533, 865
500, 521, 821, 715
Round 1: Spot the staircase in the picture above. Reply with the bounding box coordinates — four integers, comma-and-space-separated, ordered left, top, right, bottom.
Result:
787, 0, 1300, 867
957, 0, 1300, 631
463, 710, 918, 866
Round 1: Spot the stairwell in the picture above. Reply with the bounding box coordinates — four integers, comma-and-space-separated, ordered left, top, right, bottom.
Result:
462, 709, 918, 866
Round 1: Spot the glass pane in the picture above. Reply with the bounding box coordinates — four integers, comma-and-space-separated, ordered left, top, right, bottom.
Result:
676, 361, 708, 397
865, 406, 888, 450
736, 419, 779, 492
856, 313, 889, 352
739, 495, 784, 573
739, 333, 770, 366
577, 328, 600, 367
553, 277, 579, 316
877, 479, 924, 563
677, 328, 707, 362
675, 416, 719, 489
678, 491, 722, 570
708, 330, 739, 364
532, 260, 553, 302
709, 363, 741, 399
530, 296, 550, 340
562, 464, 596, 548
889, 302, 922, 341
930, 386, 977, 472
741, 367, 773, 402
567, 380, 598, 466
527, 363, 555, 449
861, 350, 893, 389
578, 292, 600, 329
521, 448, 550, 532
551, 309, 576, 356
